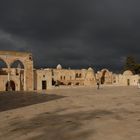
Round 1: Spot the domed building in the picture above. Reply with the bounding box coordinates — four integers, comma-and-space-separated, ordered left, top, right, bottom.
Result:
123, 70, 133, 76
88, 67, 94, 71
114, 70, 139, 86
56, 64, 62, 70
84, 67, 96, 86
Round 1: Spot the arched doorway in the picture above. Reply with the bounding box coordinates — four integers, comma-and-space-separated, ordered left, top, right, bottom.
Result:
6, 80, 16, 91
101, 70, 107, 84
127, 79, 130, 86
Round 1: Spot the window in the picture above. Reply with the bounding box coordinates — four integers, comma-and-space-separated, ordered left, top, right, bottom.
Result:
75, 73, 79, 78
52, 70, 54, 76
75, 73, 82, 78
29, 55, 32, 61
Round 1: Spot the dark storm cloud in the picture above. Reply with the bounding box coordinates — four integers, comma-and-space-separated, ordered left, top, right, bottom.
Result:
0, 0, 140, 71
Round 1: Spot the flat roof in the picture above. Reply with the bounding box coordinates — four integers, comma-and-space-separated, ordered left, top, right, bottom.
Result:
0, 51, 32, 56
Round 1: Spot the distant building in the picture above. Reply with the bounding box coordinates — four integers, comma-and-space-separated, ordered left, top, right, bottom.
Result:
51, 65, 96, 87
114, 70, 140, 86
0, 51, 139, 92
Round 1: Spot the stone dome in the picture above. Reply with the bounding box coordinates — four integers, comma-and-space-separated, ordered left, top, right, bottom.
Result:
56, 64, 62, 70
88, 67, 93, 71
123, 70, 133, 76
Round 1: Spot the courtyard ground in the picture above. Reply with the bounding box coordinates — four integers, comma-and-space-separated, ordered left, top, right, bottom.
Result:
0, 86, 140, 140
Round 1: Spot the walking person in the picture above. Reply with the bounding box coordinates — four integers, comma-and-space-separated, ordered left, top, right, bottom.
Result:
97, 79, 100, 90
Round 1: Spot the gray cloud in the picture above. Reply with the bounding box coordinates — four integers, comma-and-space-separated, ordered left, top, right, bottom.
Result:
0, 0, 140, 71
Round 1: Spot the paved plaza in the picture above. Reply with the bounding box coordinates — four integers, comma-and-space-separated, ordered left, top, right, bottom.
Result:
0, 86, 140, 140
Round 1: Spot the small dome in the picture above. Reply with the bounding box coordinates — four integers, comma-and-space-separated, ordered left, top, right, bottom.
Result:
123, 70, 133, 76
88, 67, 93, 71
82, 69, 86, 71
56, 64, 62, 70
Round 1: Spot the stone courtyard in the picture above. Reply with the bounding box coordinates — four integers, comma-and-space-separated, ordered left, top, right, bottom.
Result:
0, 86, 140, 140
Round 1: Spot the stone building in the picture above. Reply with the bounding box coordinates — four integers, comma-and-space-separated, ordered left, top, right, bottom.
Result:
96, 69, 113, 84
0, 51, 140, 92
34, 69, 52, 91
51, 64, 96, 87
0, 51, 33, 91
114, 70, 140, 86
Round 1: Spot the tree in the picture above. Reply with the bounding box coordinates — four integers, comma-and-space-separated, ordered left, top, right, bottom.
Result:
123, 56, 140, 74
134, 64, 140, 74
123, 56, 136, 74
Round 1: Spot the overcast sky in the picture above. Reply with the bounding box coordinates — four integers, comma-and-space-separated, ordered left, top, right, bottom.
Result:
0, 0, 140, 71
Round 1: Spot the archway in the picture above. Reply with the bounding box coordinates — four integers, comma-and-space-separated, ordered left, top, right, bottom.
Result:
101, 70, 107, 84
10, 60, 24, 91
0, 51, 34, 91
10, 60, 24, 69
0, 58, 8, 75
6, 80, 16, 91
0, 58, 8, 68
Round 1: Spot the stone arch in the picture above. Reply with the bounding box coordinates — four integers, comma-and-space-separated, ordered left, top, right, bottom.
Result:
100, 69, 112, 84
10, 59, 25, 69
101, 70, 107, 84
10, 59, 25, 91
101, 68, 110, 73
5, 80, 16, 91
75, 73, 79, 78
0, 57, 8, 68
0, 58, 8, 76
0, 51, 34, 91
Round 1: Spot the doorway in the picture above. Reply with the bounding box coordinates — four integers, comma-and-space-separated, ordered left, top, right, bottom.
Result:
127, 79, 130, 86
6, 80, 16, 91
101, 70, 107, 84
42, 80, 47, 90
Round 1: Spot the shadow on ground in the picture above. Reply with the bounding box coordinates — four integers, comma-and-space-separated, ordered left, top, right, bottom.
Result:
7, 109, 114, 140
0, 91, 65, 112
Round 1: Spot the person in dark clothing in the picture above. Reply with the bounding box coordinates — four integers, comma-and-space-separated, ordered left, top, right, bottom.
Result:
96, 79, 100, 90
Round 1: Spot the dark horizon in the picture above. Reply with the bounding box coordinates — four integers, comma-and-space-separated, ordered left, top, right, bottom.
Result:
0, 0, 140, 72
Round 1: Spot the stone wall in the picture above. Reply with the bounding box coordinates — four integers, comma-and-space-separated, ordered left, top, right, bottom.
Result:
34, 69, 52, 91
0, 51, 34, 91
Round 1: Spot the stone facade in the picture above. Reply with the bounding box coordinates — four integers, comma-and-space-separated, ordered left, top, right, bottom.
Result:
0, 51, 33, 91
0, 51, 140, 92
114, 70, 140, 86
96, 69, 113, 84
51, 65, 96, 86
34, 69, 52, 90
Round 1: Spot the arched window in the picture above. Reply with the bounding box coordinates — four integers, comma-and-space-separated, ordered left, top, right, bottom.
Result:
75, 73, 79, 78
79, 73, 82, 78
